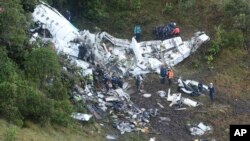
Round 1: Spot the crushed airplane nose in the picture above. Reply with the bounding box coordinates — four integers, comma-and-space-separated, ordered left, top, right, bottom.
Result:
31, 2, 210, 77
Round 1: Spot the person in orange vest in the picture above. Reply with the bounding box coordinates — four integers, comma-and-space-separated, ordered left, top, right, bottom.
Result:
167, 68, 174, 87
171, 27, 180, 37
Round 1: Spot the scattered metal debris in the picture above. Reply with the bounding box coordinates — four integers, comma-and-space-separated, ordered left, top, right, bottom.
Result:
177, 77, 208, 96
30, 2, 211, 136
189, 122, 212, 136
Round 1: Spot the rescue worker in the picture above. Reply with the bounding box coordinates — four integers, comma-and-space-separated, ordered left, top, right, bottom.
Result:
111, 74, 118, 89
103, 72, 110, 92
198, 82, 203, 93
160, 65, 167, 84
165, 22, 176, 38
117, 76, 124, 88
171, 26, 180, 37
166, 68, 174, 87
134, 23, 142, 42
208, 82, 216, 102
136, 74, 143, 91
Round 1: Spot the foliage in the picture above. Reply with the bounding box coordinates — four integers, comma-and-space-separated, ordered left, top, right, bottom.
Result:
51, 100, 73, 126
224, 0, 250, 33
24, 46, 60, 83
223, 30, 245, 48
224, 0, 249, 17
0, 0, 27, 46
177, 0, 196, 10
45, 78, 69, 101
0, 0, 30, 64
4, 126, 17, 141
131, 0, 141, 11
0, 81, 73, 126
20, 0, 39, 12
0, 48, 20, 83
162, 2, 173, 14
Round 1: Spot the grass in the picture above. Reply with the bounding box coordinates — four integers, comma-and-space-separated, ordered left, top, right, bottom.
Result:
0, 120, 104, 141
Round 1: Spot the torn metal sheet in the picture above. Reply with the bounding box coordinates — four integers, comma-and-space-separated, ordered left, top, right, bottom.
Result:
71, 113, 92, 121
189, 122, 212, 136
178, 78, 208, 96
157, 90, 166, 97
182, 98, 200, 107
106, 134, 116, 140
105, 96, 121, 102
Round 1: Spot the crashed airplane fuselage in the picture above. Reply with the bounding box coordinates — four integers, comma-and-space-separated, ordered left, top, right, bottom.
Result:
31, 2, 210, 76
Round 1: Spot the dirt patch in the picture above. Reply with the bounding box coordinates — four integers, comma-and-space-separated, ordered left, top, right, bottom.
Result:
129, 74, 194, 141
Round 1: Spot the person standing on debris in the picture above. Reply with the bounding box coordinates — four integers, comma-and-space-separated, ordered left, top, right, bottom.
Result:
103, 72, 110, 92
165, 22, 176, 38
117, 76, 124, 88
208, 82, 216, 103
111, 74, 118, 89
134, 23, 142, 42
136, 74, 143, 91
167, 68, 174, 87
160, 65, 167, 84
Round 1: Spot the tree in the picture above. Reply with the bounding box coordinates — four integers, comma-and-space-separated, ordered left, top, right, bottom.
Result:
0, 0, 29, 64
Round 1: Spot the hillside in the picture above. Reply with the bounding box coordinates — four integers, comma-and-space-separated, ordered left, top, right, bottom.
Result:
0, 0, 249, 141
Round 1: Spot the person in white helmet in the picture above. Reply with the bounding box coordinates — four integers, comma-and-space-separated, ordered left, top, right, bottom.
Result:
208, 82, 216, 102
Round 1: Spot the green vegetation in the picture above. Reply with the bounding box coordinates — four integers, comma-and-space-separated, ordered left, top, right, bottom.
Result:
0, 0, 75, 128
4, 126, 17, 141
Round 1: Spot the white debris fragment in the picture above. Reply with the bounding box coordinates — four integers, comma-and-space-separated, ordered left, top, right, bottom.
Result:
71, 113, 92, 121
167, 93, 181, 102
157, 90, 166, 97
143, 94, 152, 98
149, 137, 156, 141
157, 103, 165, 109
189, 122, 212, 136
106, 134, 116, 140
197, 122, 212, 131
182, 98, 199, 107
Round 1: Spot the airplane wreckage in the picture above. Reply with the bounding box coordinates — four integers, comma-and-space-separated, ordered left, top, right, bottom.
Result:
30, 2, 212, 135
31, 2, 210, 76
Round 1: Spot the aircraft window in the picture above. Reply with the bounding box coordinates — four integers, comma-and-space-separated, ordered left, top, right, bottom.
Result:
41, 14, 44, 17
46, 17, 49, 20
51, 20, 54, 23
56, 23, 59, 26
36, 12, 40, 15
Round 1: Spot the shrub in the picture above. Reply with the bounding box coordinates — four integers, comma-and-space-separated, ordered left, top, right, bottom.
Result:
51, 100, 73, 126
0, 48, 20, 83
24, 47, 60, 83
223, 30, 244, 48
4, 126, 17, 141
162, 2, 173, 14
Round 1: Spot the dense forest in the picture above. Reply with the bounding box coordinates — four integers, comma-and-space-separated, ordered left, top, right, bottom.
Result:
0, 0, 249, 141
